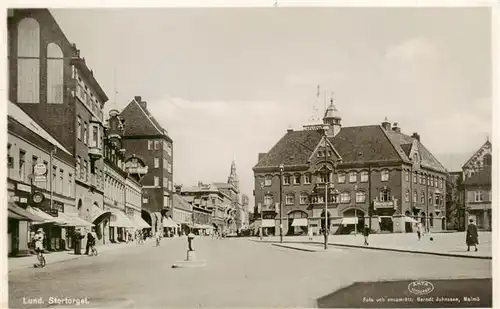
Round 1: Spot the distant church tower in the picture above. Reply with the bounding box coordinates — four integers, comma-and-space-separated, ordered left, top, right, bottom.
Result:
228, 159, 239, 191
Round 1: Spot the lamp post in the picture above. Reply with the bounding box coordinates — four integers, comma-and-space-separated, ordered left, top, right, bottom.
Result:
279, 164, 284, 244
260, 182, 264, 240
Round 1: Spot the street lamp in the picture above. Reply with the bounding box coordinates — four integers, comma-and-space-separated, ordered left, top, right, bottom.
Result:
279, 164, 284, 244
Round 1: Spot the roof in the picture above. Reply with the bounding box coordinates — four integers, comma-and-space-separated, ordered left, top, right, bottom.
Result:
384, 129, 447, 173
120, 98, 171, 139
172, 194, 193, 212
182, 183, 219, 193
462, 140, 491, 169
254, 124, 447, 173
463, 167, 491, 186
329, 125, 403, 164
8, 101, 71, 155
254, 129, 324, 168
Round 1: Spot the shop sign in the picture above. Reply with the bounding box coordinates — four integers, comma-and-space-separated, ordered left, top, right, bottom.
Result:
16, 183, 31, 193
11, 196, 28, 204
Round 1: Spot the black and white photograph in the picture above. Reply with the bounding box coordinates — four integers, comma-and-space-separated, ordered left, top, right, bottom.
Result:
3, 3, 496, 308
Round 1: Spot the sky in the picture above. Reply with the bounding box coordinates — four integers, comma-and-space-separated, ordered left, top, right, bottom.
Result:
50, 7, 492, 210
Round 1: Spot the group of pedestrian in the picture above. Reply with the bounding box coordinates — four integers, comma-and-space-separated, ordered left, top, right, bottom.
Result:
85, 229, 98, 256
135, 230, 147, 244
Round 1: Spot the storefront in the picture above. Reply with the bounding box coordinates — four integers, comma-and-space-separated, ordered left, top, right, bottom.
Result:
109, 209, 136, 242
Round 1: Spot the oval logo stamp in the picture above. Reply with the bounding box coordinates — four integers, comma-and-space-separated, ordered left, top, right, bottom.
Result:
408, 280, 434, 295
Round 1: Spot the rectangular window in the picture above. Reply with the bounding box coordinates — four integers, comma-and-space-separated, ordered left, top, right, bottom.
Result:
360, 171, 368, 182
405, 171, 409, 182
413, 173, 417, 184
338, 173, 346, 183
148, 140, 153, 150
68, 173, 73, 197
143, 197, 149, 204
283, 175, 290, 185
420, 192, 425, 204
76, 156, 81, 179
31, 155, 38, 178
349, 171, 357, 183
169, 181, 172, 191
163, 195, 169, 207
264, 176, 272, 186
154, 176, 159, 187
154, 157, 160, 168
92, 125, 98, 148
293, 175, 300, 185
17, 59, 40, 103
381, 170, 389, 182
19, 150, 26, 181
168, 163, 172, 173
340, 192, 351, 203
304, 174, 311, 184
431, 177, 434, 187
154, 140, 160, 150
52, 166, 57, 190
285, 195, 294, 205
84, 160, 88, 182
83, 122, 88, 145
167, 143, 172, 156
474, 191, 483, 202
59, 169, 64, 194
300, 194, 308, 204
7, 144, 13, 169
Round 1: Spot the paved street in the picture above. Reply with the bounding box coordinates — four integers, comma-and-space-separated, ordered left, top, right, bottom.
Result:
9, 237, 491, 308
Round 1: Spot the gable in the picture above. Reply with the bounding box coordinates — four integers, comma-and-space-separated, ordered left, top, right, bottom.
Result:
308, 136, 342, 164
463, 141, 492, 170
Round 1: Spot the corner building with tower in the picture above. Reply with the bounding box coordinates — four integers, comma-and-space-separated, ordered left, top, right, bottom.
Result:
253, 100, 448, 235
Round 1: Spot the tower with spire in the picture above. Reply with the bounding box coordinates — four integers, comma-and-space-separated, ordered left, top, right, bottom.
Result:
228, 159, 239, 191
323, 98, 342, 137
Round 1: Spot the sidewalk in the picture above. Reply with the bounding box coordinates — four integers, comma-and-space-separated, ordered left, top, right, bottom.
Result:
252, 231, 492, 259
8, 239, 155, 272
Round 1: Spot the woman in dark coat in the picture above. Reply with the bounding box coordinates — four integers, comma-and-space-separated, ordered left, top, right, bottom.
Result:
466, 219, 479, 252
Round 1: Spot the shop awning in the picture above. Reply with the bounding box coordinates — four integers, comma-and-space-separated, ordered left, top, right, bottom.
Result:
8, 210, 28, 220
57, 212, 94, 227
291, 218, 308, 227
91, 205, 111, 222
162, 217, 177, 228
262, 219, 275, 228
131, 216, 151, 229
8, 203, 45, 222
202, 224, 214, 230
341, 217, 359, 225
404, 216, 419, 223
109, 209, 136, 228
26, 206, 66, 225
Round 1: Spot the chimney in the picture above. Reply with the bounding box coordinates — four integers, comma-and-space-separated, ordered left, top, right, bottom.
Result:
392, 122, 401, 133
134, 96, 142, 103
258, 153, 267, 161
411, 132, 420, 142
140, 101, 147, 110
381, 117, 391, 131
174, 184, 182, 193
287, 128, 293, 133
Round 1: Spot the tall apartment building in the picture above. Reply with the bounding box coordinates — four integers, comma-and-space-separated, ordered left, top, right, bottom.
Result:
253, 101, 448, 235
7, 9, 108, 231
120, 96, 174, 233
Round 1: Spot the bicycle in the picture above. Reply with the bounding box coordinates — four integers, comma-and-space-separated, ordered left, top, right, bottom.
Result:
34, 249, 46, 268
89, 245, 98, 256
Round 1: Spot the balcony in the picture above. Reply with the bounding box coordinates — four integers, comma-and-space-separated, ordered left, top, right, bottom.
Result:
373, 198, 398, 210
126, 166, 148, 175
88, 146, 103, 160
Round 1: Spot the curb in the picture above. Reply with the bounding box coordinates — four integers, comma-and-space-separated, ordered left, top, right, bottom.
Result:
271, 243, 318, 252
250, 239, 492, 260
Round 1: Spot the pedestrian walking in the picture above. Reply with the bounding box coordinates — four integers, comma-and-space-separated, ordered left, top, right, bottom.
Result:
33, 228, 46, 268
89, 229, 98, 256
155, 232, 161, 247
85, 229, 94, 255
363, 224, 370, 246
466, 219, 479, 252
307, 227, 313, 241
416, 223, 423, 241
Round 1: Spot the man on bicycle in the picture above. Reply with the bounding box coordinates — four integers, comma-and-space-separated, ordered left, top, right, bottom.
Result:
34, 228, 46, 268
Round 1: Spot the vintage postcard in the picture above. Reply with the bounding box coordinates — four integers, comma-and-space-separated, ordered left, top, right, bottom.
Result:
4, 3, 495, 309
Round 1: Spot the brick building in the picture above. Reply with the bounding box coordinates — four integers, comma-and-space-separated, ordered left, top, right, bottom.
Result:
120, 96, 174, 233
7, 9, 108, 233
462, 140, 492, 230
253, 101, 448, 235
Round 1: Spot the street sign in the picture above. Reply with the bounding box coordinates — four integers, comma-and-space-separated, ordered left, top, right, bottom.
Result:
33, 163, 47, 176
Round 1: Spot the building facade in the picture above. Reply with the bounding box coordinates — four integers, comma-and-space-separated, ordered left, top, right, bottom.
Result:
120, 96, 173, 234
8, 9, 108, 231
253, 101, 448, 235
7, 101, 84, 255
462, 140, 492, 230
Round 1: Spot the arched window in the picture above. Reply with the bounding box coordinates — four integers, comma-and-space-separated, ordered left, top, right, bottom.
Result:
340, 191, 351, 203
303, 173, 311, 184
355, 191, 366, 203
47, 43, 64, 104
285, 193, 295, 205
299, 193, 309, 205
484, 154, 492, 166
17, 18, 40, 103
380, 189, 391, 202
